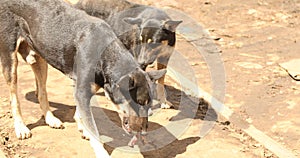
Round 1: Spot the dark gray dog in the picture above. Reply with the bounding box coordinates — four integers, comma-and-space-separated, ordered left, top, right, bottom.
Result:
0, 0, 165, 153
73, 0, 182, 108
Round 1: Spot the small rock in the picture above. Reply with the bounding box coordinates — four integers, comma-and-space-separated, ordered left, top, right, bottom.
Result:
264, 150, 274, 157
204, 1, 212, 5
247, 9, 257, 15
191, 63, 199, 66
246, 118, 253, 123
220, 121, 231, 126
252, 143, 261, 148
7, 144, 13, 149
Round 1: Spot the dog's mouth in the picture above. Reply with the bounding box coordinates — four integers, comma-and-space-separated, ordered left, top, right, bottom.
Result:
122, 116, 148, 147
122, 116, 148, 132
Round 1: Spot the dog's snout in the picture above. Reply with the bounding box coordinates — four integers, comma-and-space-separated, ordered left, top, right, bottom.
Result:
137, 99, 149, 105
129, 116, 148, 133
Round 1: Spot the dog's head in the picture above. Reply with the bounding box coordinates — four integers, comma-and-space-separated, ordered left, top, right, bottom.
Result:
104, 68, 166, 134
124, 17, 182, 70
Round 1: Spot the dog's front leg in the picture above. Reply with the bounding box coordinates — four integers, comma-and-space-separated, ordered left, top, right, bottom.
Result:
74, 78, 96, 138
74, 76, 111, 157
156, 62, 172, 109
73, 54, 110, 157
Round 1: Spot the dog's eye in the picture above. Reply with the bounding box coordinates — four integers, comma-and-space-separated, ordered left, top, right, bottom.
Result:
139, 35, 143, 41
147, 39, 152, 43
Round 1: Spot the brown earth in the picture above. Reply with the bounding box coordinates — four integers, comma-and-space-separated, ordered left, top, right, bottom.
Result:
1, 0, 299, 157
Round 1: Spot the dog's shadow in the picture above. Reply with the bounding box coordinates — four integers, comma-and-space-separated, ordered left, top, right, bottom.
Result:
91, 85, 216, 157
25, 84, 217, 157
92, 107, 200, 158
25, 91, 76, 130
156, 85, 217, 122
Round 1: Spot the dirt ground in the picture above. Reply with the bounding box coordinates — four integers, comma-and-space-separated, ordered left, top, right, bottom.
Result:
1, 0, 300, 157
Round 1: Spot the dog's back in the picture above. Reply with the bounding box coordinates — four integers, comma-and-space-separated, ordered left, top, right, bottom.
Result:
74, 0, 137, 20
74, 0, 170, 36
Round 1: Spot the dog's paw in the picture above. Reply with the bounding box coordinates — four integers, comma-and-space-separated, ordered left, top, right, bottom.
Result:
148, 108, 153, 116
81, 129, 90, 140
14, 122, 32, 139
160, 103, 171, 109
77, 124, 90, 140
74, 114, 90, 140
45, 113, 63, 129
160, 100, 173, 109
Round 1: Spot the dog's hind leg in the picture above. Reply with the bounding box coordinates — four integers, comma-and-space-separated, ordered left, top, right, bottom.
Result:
18, 41, 63, 129
29, 53, 63, 129
0, 39, 32, 139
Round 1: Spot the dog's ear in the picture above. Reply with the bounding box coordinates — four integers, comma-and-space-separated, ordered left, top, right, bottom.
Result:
147, 69, 167, 81
123, 17, 143, 26
163, 20, 182, 32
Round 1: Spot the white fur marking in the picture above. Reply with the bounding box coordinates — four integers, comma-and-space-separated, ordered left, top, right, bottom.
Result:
26, 50, 37, 65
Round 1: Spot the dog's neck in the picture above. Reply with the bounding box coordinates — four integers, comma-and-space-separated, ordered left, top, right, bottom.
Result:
99, 40, 139, 86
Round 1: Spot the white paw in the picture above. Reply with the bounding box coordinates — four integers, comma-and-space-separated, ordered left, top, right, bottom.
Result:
148, 108, 153, 116
45, 113, 63, 129
160, 103, 171, 109
73, 112, 90, 140
81, 128, 90, 140
14, 121, 32, 139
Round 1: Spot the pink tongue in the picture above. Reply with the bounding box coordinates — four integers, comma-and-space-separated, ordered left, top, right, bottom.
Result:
128, 132, 147, 147
128, 135, 138, 147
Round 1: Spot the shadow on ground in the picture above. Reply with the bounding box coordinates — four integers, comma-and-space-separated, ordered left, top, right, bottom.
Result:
92, 107, 200, 158
25, 91, 76, 130
162, 85, 217, 122
24, 84, 217, 157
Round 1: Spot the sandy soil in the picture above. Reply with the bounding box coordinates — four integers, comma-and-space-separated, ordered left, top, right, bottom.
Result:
1, 0, 299, 157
